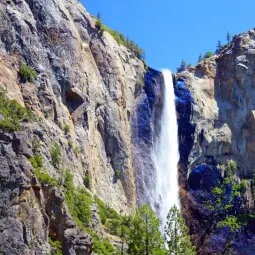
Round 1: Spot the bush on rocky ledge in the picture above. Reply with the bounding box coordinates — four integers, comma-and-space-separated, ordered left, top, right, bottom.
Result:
30, 153, 59, 187
95, 17, 145, 61
0, 88, 34, 132
64, 170, 92, 228
19, 64, 37, 83
50, 143, 62, 168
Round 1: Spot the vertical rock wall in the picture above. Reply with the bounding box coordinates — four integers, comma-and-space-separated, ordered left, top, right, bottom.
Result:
176, 30, 255, 254
131, 68, 164, 207
0, 0, 147, 253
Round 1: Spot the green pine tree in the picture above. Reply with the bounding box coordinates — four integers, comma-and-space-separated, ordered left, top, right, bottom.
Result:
198, 54, 203, 63
216, 40, 222, 54
118, 215, 132, 255
164, 205, 196, 255
177, 59, 187, 73
127, 204, 166, 255
227, 32, 231, 44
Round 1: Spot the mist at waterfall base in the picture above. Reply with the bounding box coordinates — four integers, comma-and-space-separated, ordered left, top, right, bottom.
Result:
151, 69, 180, 229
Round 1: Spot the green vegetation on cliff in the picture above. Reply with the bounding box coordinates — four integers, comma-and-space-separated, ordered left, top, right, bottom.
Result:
94, 196, 120, 225
217, 215, 242, 232
29, 153, 59, 187
64, 169, 92, 228
49, 237, 63, 255
92, 234, 115, 255
0, 88, 34, 132
95, 14, 145, 61
29, 149, 195, 255
50, 143, 62, 168
19, 64, 37, 83
205, 160, 249, 232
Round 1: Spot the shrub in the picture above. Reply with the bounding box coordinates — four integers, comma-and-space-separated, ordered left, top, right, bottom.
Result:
30, 153, 43, 168
92, 234, 115, 255
83, 171, 91, 189
50, 143, 62, 168
203, 160, 246, 236
63, 124, 70, 135
94, 196, 120, 225
204, 51, 213, 58
228, 160, 238, 174
0, 89, 34, 132
64, 170, 92, 228
73, 145, 81, 157
19, 64, 37, 83
221, 160, 238, 178
49, 237, 63, 255
0, 119, 19, 132
212, 186, 224, 196
73, 188, 93, 227
29, 154, 59, 187
217, 216, 242, 232
95, 18, 103, 33
63, 169, 75, 193
105, 219, 121, 236
33, 136, 41, 151
240, 179, 249, 194
36, 170, 59, 187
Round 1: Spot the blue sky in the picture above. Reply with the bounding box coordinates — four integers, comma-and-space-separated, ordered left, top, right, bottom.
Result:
82, 0, 255, 72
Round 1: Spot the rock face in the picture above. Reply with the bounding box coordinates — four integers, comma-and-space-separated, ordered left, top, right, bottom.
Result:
0, 0, 146, 254
131, 67, 164, 206
177, 30, 255, 254
2, 0, 255, 254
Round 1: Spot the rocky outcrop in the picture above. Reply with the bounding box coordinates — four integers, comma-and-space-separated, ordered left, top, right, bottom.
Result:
177, 30, 255, 254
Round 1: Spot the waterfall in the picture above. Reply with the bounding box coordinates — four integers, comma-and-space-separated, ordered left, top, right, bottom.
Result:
152, 69, 180, 229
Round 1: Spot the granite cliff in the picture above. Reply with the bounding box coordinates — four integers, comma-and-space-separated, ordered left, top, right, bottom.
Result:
177, 30, 255, 254
0, 0, 146, 254
1, 0, 255, 254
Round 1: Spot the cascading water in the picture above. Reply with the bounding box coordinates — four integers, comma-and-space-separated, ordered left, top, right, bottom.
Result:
152, 69, 180, 229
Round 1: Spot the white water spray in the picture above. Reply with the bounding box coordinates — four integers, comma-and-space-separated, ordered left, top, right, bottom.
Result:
152, 69, 180, 228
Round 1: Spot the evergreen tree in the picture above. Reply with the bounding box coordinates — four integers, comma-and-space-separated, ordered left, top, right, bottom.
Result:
127, 205, 166, 255
187, 63, 192, 69
177, 60, 187, 73
164, 205, 196, 255
198, 54, 203, 63
96, 12, 101, 20
216, 40, 222, 54
118, 215, 132, 255
95, 12, 103, 33
227, 32, 231, 44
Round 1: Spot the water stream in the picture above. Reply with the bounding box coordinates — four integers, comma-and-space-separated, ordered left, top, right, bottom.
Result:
152, 69, 180, 228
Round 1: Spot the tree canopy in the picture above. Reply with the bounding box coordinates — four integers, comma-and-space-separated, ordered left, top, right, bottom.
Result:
127, 205, 166, 255
164, 205, 196, 255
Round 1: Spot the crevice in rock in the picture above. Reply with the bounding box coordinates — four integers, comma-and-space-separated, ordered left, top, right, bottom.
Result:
22, 224, 28, 245
83, 111, 89, 129
65, 89, 84, 114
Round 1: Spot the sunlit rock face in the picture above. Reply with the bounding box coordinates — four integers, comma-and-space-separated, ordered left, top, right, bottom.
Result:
176, 30, 255, 254
0, 0, 146, 253
2, 0, 255, 253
